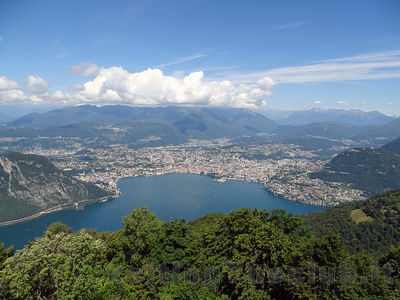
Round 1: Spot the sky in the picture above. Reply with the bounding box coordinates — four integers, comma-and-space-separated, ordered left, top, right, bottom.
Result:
0, 0, 400, 114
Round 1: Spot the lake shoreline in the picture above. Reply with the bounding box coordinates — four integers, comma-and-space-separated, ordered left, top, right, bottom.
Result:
0, 173, 327, 228
0, 173, 328, 249
0, 195, 113, 228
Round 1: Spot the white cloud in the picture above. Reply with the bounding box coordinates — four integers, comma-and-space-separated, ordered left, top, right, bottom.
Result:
319, 50, 400, 63
314, 100, 323, 105
362, 101, 367, 105
225, 50, 400, 83
74, 67, 276, 108
27, 75, 50, 93
30, 90, 72, 104
380, 101, 392, 106
337, 100, 351, 106
1, 67, 276, 108
0, 89, 28, 102
0, 76, 20, 90
69, 62, 100, 77
0, 76, 27, 103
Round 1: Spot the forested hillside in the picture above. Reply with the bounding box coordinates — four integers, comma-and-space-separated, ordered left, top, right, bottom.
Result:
310, 138, 400, 196
303, 189, 400, 254
1, 204, 399, 299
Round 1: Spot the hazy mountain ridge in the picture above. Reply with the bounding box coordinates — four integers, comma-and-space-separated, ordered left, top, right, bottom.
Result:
2, 105, 399, 152
382, 137, 400, 154
271, 121, 373, 140
4, 105, 278, 146
264, 108, 395, 126
7, 105, 277, 133
0, 152, 111, 223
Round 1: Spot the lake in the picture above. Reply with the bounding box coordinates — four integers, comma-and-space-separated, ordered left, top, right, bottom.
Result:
0, 173, 327, 249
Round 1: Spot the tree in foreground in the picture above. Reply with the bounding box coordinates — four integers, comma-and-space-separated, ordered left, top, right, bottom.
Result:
0, 229, 127, 299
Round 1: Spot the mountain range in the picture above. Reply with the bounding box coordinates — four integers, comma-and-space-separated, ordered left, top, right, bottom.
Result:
0, 152, 112, 223
263, 108, 395, 126
2, 105, 279, 148
7, 105, 277, 136
0, 105, 399, 154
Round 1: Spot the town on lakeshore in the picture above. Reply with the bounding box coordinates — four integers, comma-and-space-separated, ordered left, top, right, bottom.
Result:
7, 136, 365, 207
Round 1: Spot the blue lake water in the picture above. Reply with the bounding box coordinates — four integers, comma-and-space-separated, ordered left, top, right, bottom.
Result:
0, 173, 327, 249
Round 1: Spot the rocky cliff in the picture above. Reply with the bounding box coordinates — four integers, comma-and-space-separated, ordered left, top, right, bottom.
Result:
0, 152, 111, 223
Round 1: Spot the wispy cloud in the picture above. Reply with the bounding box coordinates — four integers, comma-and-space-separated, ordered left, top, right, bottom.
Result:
319, 50, 400, 63
275, 20, 311, 30
0, 36, 3, 42
200, 65, 238, 72
154, 44, 236, 69
154, 54, 206, 69
224, 50, 400, 84
52, 41, 68, 59
337, 100, 351, 107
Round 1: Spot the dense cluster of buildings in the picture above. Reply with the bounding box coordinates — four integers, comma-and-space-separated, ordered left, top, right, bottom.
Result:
30, 140, 365, 206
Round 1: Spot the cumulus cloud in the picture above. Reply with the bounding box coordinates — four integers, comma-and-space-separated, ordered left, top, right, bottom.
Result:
27, 75, 50, 93
69, 62, 100, 76
74, 67, 276, 108
0, 67, 276, 108
0, 75, 65, 104
0, 76, 27, 103
0, 89, 28, 103
0, 76, 20, 90
29, 90, 72, 104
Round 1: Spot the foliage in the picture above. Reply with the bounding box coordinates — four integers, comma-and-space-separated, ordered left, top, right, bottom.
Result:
350, 209, 373, 224
0, 230, 128, 299
188, 212, 227, 234
120, 206, 164, 267
1, 202, 400, 298
45, 221, 72, 236
0, 243, 14, 270
159, 219, 196, 268
310, 147, 400, 196
303, 190, 400, 254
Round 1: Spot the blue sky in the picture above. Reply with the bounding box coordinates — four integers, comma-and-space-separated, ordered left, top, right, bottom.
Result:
0, 0, 399, 114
